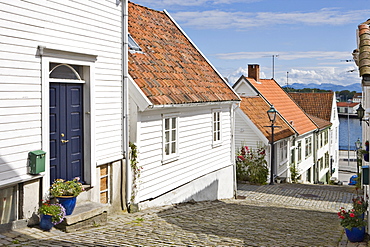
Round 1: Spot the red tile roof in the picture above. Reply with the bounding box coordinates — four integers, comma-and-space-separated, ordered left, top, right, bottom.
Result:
128, 2, 240, 105
239, 96, 295, 142
307, 115, 332, 129
245, 77, 317, 135
336, 102, 359, 108
288, 92, 334, 122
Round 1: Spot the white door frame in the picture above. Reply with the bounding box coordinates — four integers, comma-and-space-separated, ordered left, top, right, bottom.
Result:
39, 46, 97, 196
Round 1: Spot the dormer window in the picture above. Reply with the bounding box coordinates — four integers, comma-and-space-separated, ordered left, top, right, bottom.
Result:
128, 33, 142, 52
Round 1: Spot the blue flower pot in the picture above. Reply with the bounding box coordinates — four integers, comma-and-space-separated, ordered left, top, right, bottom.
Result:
345, 226, 365, 242
39, 214, 53, 231
56, 196, 77, 215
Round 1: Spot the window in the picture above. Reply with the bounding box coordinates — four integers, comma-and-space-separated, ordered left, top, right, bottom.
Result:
99, 164, 110, 204
212, 110, 222, 146
324, 130, 328, 145
297, 141, 302, 163
325, 152, 329, 168
319, 158, 324, 170
305, 137, 312, 158
279, 140, 288, 163
0, 186, 17, 224
128, 33, 142, 52
163, 114, 178, 162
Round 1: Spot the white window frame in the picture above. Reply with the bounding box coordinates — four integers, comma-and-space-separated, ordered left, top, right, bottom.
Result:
305, 136, 312, 158
212, 109, 222, 147
297, 141, 302, 163
279, 140, 288, 163
162, 113, 179, 164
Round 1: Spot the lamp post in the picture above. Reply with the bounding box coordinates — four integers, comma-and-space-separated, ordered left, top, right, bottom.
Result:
355, 138, 362, 180
267, 105, 277, 185
356, 103, 369, 126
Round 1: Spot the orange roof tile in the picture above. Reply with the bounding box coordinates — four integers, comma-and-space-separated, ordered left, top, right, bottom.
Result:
245, 77, 317, 135
288, 92, 334, 121
239, 96, 295, 142
336, 102, 359, 108
307, 114, 332, 129
128, 2, 239, 105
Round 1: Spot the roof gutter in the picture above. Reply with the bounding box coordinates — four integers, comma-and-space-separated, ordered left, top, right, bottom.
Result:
147, 100, 239, 110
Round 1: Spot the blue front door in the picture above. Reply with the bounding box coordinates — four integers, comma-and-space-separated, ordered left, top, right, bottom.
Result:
50, 83, 84, 184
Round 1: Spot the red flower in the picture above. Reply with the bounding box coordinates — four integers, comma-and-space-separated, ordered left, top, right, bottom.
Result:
237, 155, 245, 161
340, 216, 345, 219
350, 213, 355, 218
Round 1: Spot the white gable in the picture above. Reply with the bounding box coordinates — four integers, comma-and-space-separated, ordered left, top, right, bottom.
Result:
233, 77, 258, 97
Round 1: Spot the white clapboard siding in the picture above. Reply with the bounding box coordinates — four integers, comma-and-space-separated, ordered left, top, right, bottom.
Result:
0, 0, 122, 184
136, 106, 233, 202
234, 112, 263, 150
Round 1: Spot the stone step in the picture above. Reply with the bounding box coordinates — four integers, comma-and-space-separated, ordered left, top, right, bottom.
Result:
55, 201, 109, 233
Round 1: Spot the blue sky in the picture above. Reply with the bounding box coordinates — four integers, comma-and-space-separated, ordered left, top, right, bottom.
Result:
132, 0, 370, 88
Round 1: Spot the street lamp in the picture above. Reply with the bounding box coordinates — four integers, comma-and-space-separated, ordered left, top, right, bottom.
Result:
356, 103, 369, 126
267, 105, 277, 185
355, 138, 362, 180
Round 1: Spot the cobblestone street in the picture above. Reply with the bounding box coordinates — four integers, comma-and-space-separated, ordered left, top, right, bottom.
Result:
0, 183, 366, 246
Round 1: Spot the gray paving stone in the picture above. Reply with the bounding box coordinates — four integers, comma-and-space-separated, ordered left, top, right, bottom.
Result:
0, 183, 367, 246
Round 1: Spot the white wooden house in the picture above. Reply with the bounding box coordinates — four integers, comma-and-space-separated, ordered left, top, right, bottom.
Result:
234, 96, 296, 182
0, 0, 128, 230
233, 65, 318, 183
127, 2, 240, 210
289, 92, 340, 183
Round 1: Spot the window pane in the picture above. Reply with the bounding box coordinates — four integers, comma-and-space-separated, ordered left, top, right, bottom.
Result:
165, 118, 169, 130
165, 144, 169, 155
165, 131, 169, 142
49, 63, 82, 80
172, 130, 176, 141
172, 118, 176, 128
171, 142, 176, 153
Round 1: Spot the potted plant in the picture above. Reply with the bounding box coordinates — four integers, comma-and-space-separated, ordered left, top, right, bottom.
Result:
338, 207, 367, 242
38, 201, 65, 230
50, 177, 84, 215
352, 196, 368, 215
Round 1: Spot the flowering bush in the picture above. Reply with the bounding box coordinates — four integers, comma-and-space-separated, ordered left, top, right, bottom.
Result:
338, 207, 366, 230
236, 144, 268, 184
352, 196, 368, 214
50, 178, 84, 197
38, 201, 65, 225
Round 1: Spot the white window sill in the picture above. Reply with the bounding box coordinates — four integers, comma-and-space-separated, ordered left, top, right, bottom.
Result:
212, 141, 222, 148
162, 156, 179, 165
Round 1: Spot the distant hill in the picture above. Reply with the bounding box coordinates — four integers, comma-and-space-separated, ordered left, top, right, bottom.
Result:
282, 83, 362, 92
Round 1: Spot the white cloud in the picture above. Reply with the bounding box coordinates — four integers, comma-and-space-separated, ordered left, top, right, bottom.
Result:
171, 8, 370, 30
276, 67, 360, 86
215, 51, 352, 61
225, 65, 360, 86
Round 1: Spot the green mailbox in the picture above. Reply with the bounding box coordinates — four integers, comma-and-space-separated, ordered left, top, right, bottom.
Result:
28, 150, 46, 175
362, 165, 369, 185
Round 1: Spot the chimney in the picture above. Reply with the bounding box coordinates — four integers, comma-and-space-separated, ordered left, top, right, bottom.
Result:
248, 64, 260, 82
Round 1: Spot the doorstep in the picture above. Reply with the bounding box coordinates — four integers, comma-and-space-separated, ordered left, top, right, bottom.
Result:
55, 201, 109, 233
